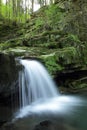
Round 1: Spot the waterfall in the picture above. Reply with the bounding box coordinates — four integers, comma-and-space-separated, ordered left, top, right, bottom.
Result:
14, 59, 83, 119
19, 59, 59, 107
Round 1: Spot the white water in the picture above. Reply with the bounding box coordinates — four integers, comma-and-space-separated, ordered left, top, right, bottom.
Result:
15, 95, 82, 119
19, 59, 59, 107
15, 59, 83, 119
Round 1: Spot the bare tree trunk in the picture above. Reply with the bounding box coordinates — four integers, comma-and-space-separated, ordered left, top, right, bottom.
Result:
31, 0, 34, 13
44, 0, 47, 5
8, 0, 11, 20
0, 0, 2, 15
12, 0, 17, 20
25, 0, 27, 22
17, 0, 21, 22
50, 0, 54, 4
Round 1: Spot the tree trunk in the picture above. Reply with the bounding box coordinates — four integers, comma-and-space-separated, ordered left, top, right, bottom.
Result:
31, 0, 34, 13
0, 0, 2, 15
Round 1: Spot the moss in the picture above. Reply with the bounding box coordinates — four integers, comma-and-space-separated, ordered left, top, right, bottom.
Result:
0, 41, 21, 50
56, 47, 79, 66
39, 46, 83, 75
39, 42, 58, 49
1, 46, 53, 57
40, 52, 63, 75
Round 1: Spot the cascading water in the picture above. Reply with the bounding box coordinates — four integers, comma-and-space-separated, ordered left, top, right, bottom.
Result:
19, 59, 59, 107
11, 59, 87, 130
15, 59, 83, 119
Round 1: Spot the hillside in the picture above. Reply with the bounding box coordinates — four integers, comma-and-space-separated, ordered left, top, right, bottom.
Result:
0, 0, 87, 94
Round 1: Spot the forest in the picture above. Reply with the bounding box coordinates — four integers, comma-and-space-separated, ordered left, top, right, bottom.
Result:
0, 0, 87, 130
0, 0, 54, 22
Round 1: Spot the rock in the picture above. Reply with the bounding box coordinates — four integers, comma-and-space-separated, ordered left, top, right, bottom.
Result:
1, 118, 78, 130
0, 53, 20, 127
0, 53, 19, 103
33, 120, 68, 130
33, 120, 55, 130
1, 122, 17, 130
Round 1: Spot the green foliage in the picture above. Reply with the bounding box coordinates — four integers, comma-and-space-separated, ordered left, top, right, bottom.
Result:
35, 17, 44, 27
67, 34, 81, 43
45, 4, 65, 26
40, 52, 63, 75
0, 41, 20, 50
58, 33, 81, 48
56, 47, 79, 65
45, 58, 63, 75
0, 2, 30, 23
1, 4, 12, 19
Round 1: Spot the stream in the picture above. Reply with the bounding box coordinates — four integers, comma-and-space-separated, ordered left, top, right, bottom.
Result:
0, 59, 87, 130
0, 92, 87, 130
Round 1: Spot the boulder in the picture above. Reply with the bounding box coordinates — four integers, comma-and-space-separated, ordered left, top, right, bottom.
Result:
1, 119, 78, 130
0, 53, 19, 103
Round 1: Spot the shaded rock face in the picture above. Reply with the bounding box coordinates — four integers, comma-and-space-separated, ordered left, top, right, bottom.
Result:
33, 120, 54, 130
0, 53, 20, 127
1, 119, 77, 130
64, 0, 87, 41
33, 120, 66, 130
0, 53, 19, 103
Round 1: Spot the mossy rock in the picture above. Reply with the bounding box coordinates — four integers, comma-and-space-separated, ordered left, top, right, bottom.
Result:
40, 52, 63, 76
69, 77, 87, 89
40, 47, 82, 75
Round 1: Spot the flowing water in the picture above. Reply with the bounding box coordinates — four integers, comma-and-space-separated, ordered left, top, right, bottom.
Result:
12, 59, 87, 130
19, 59, 59, 107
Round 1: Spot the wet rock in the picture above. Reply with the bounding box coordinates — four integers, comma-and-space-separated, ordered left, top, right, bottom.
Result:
0, 118, 78, 130
1, 122, 17, 130
0, 53, 20, 127
33, 120, 63, 130
0, 106, 12, 127
0, 53, 19, 103
33, 120, 77, 130
33, 120, 55, 130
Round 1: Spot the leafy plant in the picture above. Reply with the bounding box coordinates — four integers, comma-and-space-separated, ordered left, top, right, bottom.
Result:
45, 4, 65, 26
35, 17, 44, 27
0, 2, 30, 23
67, 34, 81, 43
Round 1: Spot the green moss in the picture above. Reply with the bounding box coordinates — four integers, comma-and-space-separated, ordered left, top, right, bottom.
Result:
40, 52, 63, 75
0, 41, 21, 50
56, 47, 79, 65
39, 46, 82, 75
67, 34, 81, 43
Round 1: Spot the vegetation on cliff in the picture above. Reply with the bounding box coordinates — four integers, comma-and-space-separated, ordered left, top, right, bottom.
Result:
0, 0, 87, 91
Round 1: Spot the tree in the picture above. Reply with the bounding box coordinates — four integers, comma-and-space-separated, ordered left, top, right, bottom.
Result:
38, 0, 44, 7
0, 0, 2, 15
0, 0, 55, 23
16, 0, 22, 22
31, 0, 34, 13
12, 0, 17, 19
50, 0, 54, 4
